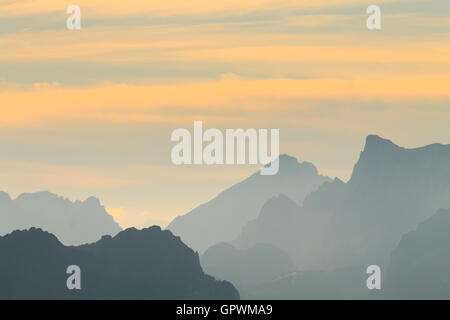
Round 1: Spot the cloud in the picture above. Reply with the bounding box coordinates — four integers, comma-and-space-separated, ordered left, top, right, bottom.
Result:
33, 81, 60, 89
1, 74, 449, 127
0, 161, 138, 189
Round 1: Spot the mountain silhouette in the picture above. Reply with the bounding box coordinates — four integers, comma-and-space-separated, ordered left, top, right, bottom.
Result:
378, 208, 450, 299
233, 195, 302, 256
167, 155, 331, 252
0, 227, 239, 299
200, 242, 296, 296
0, 191, 121, 245
233, 135, 450, 270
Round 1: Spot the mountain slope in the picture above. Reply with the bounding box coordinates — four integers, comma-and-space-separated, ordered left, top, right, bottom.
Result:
233, 194, 302, 254
379, 208, 450, 299
245, 266, 369, 300
167, 155, 331, 252
0, 227, 239, 299
234, 135, 450, 270
201, 242, 296, 295
0, 191, 121, 245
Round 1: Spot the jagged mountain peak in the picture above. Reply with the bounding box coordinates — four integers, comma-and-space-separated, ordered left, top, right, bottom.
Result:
264, 154, 319, 176
349, 135, 450, 186
0, 190, 121, 245
0, 191, 11, 202
111, 225, 176, 243
363, 135, 401, 152
15, 190, 60, 203
278, 154, 300, 164
0, 227, 62, 248
14, 191, 103, 208
167, 155, 330, 252
259, 194, 300, 220
0, 227, 240, 299
83, 196, 102, 207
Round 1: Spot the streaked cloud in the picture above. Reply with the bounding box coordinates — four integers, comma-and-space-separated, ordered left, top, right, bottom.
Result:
0, 0, 402, 18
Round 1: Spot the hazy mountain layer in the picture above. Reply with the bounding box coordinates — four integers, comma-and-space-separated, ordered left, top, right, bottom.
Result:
234, 135, 450, 270
0, 227, 239, 299
0, 191, 121, 245
379, 209, 450, 299
167, 155, 331, 252
201, 242, 296, 295
245, 266, 368, 300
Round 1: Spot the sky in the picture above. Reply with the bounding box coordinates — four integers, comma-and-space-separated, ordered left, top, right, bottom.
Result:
0, 0, 449, 229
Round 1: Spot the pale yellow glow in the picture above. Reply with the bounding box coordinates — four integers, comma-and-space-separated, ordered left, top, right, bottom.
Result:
1, 75, 449, 128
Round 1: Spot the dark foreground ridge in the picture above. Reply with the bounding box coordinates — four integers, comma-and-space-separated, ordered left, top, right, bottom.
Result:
0, 227, 240, 300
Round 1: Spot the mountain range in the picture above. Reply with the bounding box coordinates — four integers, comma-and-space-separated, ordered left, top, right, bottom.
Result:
201, 242, 296, 294
0, 226, 239, 299
189, 135, 450, 299
0, 191, 121, 245
2, 134, 450, 299
167, 155, 331, 252
230, 135, 450, 270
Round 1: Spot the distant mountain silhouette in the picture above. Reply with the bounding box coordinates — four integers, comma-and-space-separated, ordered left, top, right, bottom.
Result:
0, 191, 121, 245
378, 208, 450, 299
233, 195, 301, 254
167, 155, 331, 252
0, 227, 239, 299
233, 184, 348, 269
233, 135, 450, 270
201, 242, 296, 296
